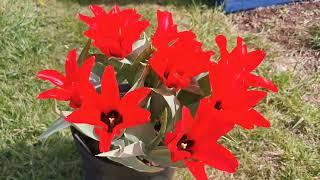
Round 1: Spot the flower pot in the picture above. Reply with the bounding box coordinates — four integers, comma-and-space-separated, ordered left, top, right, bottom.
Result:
71, 127, 175, 180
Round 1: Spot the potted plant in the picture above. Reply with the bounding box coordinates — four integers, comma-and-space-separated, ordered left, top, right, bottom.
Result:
37, 5, 278, 180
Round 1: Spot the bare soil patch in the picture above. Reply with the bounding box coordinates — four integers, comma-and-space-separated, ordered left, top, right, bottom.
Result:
231, 0, 320, 74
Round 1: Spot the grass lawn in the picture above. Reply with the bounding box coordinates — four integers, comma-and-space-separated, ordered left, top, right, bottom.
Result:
0, 0, 319, 179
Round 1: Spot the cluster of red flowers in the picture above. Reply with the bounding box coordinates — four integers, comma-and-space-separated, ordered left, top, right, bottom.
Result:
37, 5, 277, 180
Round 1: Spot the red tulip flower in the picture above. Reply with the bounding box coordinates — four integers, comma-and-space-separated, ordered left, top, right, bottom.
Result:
165, 100, 238, 180
66, 66, 151, 152
80, 5, 149, 58
150, 10, 213, 90
208, 35, 278, 129
152, 10, 179, 50
37, 49, 95, 108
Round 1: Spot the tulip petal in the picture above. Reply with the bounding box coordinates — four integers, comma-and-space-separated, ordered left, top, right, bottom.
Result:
101, 66, 120, 103
246, 109, 271, 128
121, 87, 151, 106
80, 56, 95, 80
244, 50, 266, 72
184, 160, 208, 180
215, 34, 228, 57
95, 127, 114, 152
66, 107, 101, 126
188, 99, 234, 141
65, 49, 78, 81
37, 88, 71, 101
120, 106, 150, 128
37, 70, 66, 87
152, 10, 178, 48
247, 74, 278, 92
79, 14, 93, 25
174, 107, 194, 133
245, 90, 267, 108
90, 5, 106, 16
164, 131, 176, 145
193, 141, 238, 173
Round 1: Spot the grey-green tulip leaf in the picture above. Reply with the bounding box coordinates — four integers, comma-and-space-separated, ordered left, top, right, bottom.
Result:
38, 116, 71, 140
152, 88, 180, 118
96, 141, 145, 158
107, 156, 164, 173
132, 35, 146, 52
72, 123, 99, 141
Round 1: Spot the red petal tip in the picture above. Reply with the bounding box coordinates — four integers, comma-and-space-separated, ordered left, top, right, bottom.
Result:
215, 34, 227, 44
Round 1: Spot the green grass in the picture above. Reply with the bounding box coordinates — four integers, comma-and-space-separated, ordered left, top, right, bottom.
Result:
310, 25, 320, 50
1, 0, 319, 179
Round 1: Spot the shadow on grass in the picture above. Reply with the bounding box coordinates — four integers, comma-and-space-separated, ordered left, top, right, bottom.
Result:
57, 0, 216, 7
0, 134, 81, 179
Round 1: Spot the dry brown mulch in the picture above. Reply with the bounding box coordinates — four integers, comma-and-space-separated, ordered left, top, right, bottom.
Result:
231, 0, 320, 74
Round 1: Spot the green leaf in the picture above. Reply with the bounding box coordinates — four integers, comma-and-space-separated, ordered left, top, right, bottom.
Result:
78, 39, 91, 65
92, 61, 106, 78
187, 102, 200, 116
92, 53, 137, 84
124, 62, 145, 86
144, 146, 185, 167
38, 116, 70, 140
129, 64, 149, 91
124, 133, 140, 143
93, 53, 123, 70
127, 35, 152, 64
144, 69, 161, 88
144, 146, 172, 166
132, 35, 147, 52
183, 80, 204, 96
112, 139, 125, 148
107, 156, 164, 173
89, 72, 101, 89
119, 58, 132, 65
177, 90, 201, 106
125, 123, 157, 144
152, 88, 180, 118
92, 53, 108, 64
149, 92, 166, 120
72, 123, 99, 141
146, 108, 168, 152
108, 56, 133, 65
197, 73, 211, 96
97, 141, 146, 158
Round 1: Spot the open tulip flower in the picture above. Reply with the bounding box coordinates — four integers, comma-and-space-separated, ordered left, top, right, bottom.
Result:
80, 5, 149, 58
37, 5, 278, 180
165, 100, 238, 180
37, 49, 95, 108
66, 66, 151, 152
208, 35, 278, 129
149, 10, 214, 90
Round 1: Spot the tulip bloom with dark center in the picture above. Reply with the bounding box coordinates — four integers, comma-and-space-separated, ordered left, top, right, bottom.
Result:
150, 10, 213, 90
66, 66, 151, 152
37, 49, 95, 108
80, 5, 149, 58
208, 35, 278, 129
165, 100, 238, 180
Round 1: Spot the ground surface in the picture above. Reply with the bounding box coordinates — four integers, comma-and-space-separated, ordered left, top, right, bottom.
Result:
0, 0, 319, 179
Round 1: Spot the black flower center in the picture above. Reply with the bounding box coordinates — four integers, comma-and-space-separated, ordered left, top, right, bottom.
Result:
100, 110, 123, 133
177, 135, 194, 153
214, 100, 222, 110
